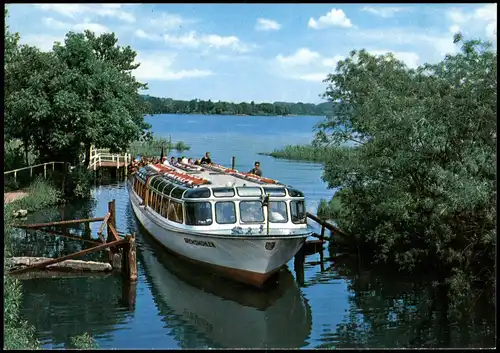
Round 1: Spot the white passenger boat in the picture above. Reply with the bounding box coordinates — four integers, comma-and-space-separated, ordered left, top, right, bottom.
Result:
127, 161, 312, 287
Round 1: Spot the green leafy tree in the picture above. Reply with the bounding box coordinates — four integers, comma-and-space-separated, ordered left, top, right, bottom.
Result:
4, 29, 151, 166
314, 35, 496, 291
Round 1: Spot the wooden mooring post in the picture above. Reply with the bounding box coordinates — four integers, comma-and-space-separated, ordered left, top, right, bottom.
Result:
231, 156, 236, 170
293, 212, 348, 281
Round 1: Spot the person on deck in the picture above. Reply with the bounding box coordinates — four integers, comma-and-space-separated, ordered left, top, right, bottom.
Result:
170, 156, 175, 165
181, 156, 188, 164
200, 152, 212, 165
248, 161, 262, 177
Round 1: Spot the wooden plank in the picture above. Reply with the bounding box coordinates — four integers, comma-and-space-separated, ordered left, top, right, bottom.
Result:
6, 257, 112, 272
8, 238, 128, 275
306, 212, 348, 236
107, 200, 116, 242
97, 212, 111, 242
108, 223, 121, 242
33, 228, 102, 245
12, 216, 106, 229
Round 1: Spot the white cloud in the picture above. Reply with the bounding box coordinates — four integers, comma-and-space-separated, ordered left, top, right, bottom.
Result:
163, 31, 252, 52
41, 17, 110, 36
297, 73, 328, 82
449, 24, 461, 34
73, 22, 110, 35
34, 4, 136, 23
275, 49, 344, 82
19, 34, 63, 52
322, 55, 345, 68
42, 17, 69, 30
370, 50, 420, 68
255, 18, 281, 31
308, 8, 352, 29
362, 6, 407, 18
446, 4, 497, 40
134, 29, 161, 41
276, 48, 321, 66
148, 12, 191, 30
133, 52, 213, 81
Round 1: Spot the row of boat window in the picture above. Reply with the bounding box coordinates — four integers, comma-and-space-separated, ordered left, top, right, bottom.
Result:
133, 179, 307, 225
136, 171, 305, 200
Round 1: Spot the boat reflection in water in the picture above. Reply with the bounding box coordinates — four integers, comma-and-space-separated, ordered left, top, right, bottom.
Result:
136, 224, 312, 349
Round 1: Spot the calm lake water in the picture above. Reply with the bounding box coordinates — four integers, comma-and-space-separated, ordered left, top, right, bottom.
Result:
15, 114, 495, 349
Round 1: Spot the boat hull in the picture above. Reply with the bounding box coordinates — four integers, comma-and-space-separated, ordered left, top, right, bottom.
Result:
129, 194, 309, 287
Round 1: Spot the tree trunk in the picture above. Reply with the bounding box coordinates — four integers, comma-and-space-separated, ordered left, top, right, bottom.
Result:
84, 142, 91, 168
23, 139, 29, 166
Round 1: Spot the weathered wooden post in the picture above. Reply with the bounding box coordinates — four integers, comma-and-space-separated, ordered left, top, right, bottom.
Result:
121, 280, 137, 311
14, 171, 17, 183
231, 156, 235, 170
128, 233, 137, 282
44, 164, 47, 179
124, 153, 128, 177
122, 233, 137, 282
107, 199, 116, 243
294, 244, 306, 286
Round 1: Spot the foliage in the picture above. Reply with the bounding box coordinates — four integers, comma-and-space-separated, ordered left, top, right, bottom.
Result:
317, 191, 343, 220
142, 94, 336, 116
3, 275, 40, 350
173, 140, 191, 151
69, 333, 99, 349
4, 139, 37, 172
65, 166, 95, 200
4, 24, 151, 166
5, 178, 63, 214
128, 136, 190, 157
258, 144, 343, 163
4, 8, 19, 68
314, 35, 496, 298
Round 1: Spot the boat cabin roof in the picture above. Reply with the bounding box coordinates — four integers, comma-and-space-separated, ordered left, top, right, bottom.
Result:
135, 164, 305, 199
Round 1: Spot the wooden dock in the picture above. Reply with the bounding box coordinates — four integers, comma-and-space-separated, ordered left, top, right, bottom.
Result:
8, 199, 137, 283
87, 145, 131, 175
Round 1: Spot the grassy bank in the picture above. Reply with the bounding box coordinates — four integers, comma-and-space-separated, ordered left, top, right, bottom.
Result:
3, 179, 99, 349
258, 144, 340, 163
128, 136, 190, 157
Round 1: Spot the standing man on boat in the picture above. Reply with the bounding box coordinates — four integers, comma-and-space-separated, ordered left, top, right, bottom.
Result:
249, 161, 262, 176
200, 152, 212, 165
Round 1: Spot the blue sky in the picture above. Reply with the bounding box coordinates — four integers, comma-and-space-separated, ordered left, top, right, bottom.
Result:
6, 3, 497, 103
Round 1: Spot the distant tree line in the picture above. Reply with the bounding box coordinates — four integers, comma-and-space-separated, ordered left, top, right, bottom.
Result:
141, 95, 336, 116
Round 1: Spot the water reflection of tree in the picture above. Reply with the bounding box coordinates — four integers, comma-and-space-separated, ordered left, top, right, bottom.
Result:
319, 253, 495, 348
19, 276, 133, 348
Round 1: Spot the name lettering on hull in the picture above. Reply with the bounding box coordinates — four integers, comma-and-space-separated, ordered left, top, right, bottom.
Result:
184, 238, 216, 248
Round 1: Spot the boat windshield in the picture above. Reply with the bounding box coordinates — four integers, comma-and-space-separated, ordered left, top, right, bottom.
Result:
239, 200, 264, 223
291, 200, 306, 224
185, 202, 213, 225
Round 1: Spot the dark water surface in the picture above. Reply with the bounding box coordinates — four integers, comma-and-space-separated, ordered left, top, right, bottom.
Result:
16, 114, 495, 349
